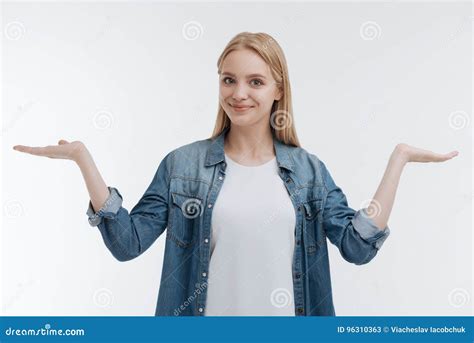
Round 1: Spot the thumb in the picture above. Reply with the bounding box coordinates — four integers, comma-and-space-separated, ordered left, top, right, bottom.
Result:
58, 139, 69, 145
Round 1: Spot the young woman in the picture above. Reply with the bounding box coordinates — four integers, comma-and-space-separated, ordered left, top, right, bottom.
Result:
13, 32, 458, 316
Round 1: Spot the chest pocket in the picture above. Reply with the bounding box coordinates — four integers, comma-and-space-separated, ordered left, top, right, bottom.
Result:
302, 199, 324, 254
168, 192, 203, 248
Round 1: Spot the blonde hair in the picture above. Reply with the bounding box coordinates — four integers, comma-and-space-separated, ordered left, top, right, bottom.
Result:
209, 32, 301, 147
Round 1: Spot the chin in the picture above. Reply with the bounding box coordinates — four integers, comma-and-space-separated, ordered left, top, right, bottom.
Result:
228, 114, 265, 129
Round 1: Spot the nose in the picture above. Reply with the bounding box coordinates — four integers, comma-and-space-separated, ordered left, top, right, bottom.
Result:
231, 83, 249, 101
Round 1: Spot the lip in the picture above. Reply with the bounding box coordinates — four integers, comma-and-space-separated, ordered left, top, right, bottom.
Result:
231, 104, 254, 112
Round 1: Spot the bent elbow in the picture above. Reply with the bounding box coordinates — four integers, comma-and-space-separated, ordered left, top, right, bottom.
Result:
352, 247, 379, 265
110, 249, 139, 262
340, 247, 378, 265
339, 232, 381, 265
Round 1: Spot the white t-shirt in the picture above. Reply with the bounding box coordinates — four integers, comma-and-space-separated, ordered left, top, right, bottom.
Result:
204, 153, 296, 316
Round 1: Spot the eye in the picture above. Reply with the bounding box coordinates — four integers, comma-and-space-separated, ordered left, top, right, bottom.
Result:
250, 79, 263, 86
222, 77, 234, 85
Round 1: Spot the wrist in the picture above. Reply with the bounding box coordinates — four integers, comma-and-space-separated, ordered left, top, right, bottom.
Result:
73, 143, 91, 166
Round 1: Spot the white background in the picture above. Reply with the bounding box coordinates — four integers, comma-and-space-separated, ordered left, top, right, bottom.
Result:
2, 1, 472, 316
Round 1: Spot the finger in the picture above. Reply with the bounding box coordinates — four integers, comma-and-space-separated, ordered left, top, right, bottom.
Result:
448, 150, 459, 158
12, 145, 51, 157
433, 151, 459, 162
443, 150, 459, 160
13, 145, 32, 153
58, 139, 69, 145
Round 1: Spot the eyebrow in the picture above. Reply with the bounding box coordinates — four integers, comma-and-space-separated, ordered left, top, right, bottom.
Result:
220, 71, 267, 79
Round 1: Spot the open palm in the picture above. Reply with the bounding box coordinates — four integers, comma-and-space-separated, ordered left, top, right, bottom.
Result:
397, 143, 459, 163
13, 140, 85, 162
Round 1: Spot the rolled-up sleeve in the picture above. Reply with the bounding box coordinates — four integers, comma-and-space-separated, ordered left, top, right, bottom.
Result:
319, 159, 390, 265
86, 187, 123, 227
351, 208, 390, 250
85, 151, 173, 262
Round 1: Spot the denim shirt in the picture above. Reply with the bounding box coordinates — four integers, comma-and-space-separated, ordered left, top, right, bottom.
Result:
86, 126, 390, 316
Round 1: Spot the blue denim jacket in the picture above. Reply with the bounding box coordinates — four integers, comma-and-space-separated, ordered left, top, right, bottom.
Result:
86, 126, 390, 316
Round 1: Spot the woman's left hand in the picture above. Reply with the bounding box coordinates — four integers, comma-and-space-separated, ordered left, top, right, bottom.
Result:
395, 143, 459, 164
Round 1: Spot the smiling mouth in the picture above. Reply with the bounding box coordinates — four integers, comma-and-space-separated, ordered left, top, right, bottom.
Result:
231, 104, 255, 112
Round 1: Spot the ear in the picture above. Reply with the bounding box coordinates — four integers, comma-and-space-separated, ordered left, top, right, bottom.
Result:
275, 88, 283, 101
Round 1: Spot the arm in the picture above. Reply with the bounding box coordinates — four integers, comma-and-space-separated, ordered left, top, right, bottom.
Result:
319, 160, 390, 265
13, 140, 110, 212
76, 145, 111, 213
13, 139, 173, 262
368, 144, 459, 230
319, 143, 458, 265
83, 150, 174, 262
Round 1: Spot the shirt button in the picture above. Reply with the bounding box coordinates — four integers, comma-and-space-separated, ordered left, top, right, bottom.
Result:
204, 238, 209, 243
202, 272, 207, 277
295, 273, 301, 279
296, 240, 301, 245
198, 308, 203, 313
297, 308, 304, 314
218, 176, 223, 180
286, 178, 292, 183
208, 203, 213, 208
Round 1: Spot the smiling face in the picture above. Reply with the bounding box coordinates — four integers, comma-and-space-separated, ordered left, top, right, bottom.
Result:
218, 48, 282, 128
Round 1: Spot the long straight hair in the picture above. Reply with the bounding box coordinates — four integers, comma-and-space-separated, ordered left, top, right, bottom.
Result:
209, 32, 301, 147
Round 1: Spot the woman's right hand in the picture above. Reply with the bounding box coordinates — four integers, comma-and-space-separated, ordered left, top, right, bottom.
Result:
13, 139, 110, 215
13, 139, 87, 163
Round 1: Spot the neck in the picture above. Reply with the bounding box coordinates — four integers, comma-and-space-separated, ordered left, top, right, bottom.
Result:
224, 124, 275, 161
